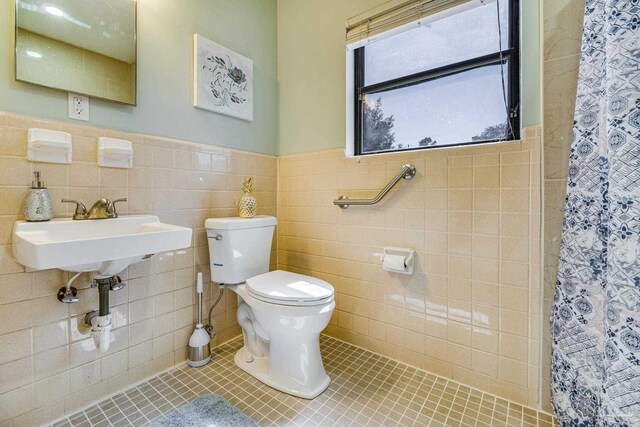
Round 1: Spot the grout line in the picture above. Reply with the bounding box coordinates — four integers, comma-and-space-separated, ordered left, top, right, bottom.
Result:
53, 333, 557, 427
324, 333, 554, 418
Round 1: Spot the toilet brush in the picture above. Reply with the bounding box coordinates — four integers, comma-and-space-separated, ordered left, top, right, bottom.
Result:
188, 272, 211, 367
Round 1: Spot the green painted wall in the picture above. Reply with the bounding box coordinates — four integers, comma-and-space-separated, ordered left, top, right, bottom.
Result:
0, 0, 540, 157
277, 0, 543, 155
521, 0, 541, 129
0, 0, 278, 155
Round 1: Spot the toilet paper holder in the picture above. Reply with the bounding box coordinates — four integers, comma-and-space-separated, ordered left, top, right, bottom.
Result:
381, 247, 415, 275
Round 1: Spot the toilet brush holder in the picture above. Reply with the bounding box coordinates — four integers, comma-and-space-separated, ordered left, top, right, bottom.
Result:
188, 324, 211, 367
188, 272, 211, 367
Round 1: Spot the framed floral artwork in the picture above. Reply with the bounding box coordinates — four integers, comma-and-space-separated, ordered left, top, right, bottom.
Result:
193, 34, 253, 121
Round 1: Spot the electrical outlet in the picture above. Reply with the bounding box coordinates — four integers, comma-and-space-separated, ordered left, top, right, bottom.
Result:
68, 93, 89, 121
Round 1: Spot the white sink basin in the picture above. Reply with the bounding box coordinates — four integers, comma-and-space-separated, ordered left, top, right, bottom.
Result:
12, 215, 192, 277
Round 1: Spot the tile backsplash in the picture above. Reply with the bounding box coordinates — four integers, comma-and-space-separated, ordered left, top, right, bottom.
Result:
277, 127, 542, 408
0, 111, 276, 425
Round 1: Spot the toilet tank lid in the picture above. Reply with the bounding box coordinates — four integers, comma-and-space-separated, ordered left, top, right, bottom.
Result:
246, 270, 334, 302
205, 216, 277, 230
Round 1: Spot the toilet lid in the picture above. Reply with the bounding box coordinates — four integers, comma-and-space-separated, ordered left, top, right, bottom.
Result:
246, 270, 334, 304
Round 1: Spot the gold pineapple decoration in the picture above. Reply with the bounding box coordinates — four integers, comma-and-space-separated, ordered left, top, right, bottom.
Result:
238, 177, 257, 218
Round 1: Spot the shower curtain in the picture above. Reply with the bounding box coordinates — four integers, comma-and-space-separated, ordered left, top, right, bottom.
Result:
551, 0, 640, 426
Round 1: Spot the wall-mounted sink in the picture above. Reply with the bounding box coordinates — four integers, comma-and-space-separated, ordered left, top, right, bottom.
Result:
12, 215, 192, 277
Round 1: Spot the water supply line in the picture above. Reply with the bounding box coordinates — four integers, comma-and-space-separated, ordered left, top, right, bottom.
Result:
205, 283, 226, 338
57, 271, 82, 303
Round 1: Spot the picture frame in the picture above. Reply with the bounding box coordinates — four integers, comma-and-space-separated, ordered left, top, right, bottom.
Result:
193, 34, 253, 121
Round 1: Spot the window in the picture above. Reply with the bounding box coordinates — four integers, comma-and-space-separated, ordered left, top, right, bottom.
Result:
350, 0, 519, 155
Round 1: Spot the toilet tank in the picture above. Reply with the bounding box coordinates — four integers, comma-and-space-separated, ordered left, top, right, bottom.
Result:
205, 216, 276, 285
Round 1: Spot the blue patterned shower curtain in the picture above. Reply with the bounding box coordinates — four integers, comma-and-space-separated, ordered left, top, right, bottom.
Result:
551, 0, 640, 426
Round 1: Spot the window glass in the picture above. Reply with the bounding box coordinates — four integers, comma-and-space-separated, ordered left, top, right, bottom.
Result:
364, 0, 510, 86
354, 0, 518, 155
362, 64, 510, 153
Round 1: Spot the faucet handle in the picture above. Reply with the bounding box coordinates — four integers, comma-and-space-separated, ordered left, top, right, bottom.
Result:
61, 199, 87, 220
107, 198, 127, 218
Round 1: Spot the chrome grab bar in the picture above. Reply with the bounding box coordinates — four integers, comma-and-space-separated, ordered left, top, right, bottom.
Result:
334, 164, 416, 209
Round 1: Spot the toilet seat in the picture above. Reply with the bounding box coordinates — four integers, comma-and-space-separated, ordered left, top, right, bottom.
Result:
246, 270, 334, 306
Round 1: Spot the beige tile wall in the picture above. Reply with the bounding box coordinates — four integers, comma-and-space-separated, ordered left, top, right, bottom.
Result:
0, 110, 545, 424
277, 127, 543, 408
0, 111, 276, 425
16, 29, 136, 104
541, 0, 584, 413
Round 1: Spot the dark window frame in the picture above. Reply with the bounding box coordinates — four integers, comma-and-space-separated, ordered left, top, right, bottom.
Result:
354, 0, 520, 156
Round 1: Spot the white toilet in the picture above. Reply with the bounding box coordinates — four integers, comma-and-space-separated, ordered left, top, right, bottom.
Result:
205, 216, 335, 399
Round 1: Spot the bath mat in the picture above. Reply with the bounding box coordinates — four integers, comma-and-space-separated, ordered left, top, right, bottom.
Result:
151, 394, 258, 427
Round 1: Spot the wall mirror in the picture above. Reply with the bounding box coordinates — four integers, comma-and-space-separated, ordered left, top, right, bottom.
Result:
15, 0, 137, 105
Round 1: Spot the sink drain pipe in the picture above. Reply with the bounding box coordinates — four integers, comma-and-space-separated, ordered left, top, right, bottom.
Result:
88, 277, 114, 353
97, 278, 110, 316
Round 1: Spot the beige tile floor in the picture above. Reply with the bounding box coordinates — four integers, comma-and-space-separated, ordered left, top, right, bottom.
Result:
51, 335, 558, 427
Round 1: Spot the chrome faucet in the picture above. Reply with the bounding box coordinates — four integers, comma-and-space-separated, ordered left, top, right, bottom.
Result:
62, 198, 127, 220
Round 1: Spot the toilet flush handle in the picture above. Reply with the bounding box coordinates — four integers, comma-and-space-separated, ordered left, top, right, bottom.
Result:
211, 234, 223, 241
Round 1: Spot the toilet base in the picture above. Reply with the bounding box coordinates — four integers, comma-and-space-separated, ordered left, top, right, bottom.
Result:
234, 346, 330, 399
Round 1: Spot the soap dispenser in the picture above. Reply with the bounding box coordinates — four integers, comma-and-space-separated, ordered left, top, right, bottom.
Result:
23, 171, 53, 221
